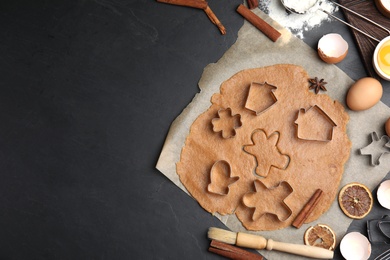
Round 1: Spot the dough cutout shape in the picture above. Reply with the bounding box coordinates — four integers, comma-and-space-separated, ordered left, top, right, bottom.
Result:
208, 160, 240, 195
211, 108, 242, 139
243, 129, 290, 177
177, 64, 351, 230
242, 180, 293, 222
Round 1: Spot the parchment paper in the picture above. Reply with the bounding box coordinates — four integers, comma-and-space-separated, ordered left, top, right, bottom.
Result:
156, 9, 390, 259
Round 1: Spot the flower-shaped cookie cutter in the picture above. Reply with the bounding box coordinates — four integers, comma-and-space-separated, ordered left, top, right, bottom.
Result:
207, 160, 239, 195
242, 180, 293, 222
294, 105, 337, 142
211, 108, 242, 139
359, 132, 390, 166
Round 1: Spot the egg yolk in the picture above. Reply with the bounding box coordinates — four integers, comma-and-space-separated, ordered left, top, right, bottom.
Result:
378, 41, 390, 76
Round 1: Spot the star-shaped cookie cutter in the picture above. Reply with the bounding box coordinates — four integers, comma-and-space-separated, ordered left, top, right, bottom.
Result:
359, 132, 390, 166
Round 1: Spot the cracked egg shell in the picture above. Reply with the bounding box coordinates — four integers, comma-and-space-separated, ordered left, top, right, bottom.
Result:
377, 180, 390, 209
318, 33, 348, 64
340, 232, 371, 260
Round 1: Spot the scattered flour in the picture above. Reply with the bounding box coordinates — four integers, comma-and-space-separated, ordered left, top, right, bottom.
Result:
283, 0, 317, 13
259, 0, 338, 38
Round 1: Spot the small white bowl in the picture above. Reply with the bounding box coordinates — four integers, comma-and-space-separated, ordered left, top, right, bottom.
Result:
377, 180, 390, 209
373, 35, 390, 81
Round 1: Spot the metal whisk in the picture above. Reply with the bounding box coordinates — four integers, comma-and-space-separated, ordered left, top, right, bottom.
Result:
280, 0, 390, 42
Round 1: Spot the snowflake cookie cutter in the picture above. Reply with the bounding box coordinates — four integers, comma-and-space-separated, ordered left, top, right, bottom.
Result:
211, 107, 242, 139
207, 160, 239, 196
294, 105, 337, 142
242, 180, 293, 222
359, 132, 390, 166
244, 82, 278, 116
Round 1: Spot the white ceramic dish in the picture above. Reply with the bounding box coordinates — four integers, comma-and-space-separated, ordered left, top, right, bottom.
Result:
373, 35, 390, 81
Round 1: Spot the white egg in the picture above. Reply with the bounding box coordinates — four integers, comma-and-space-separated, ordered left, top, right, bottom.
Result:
340, 232, 371, 260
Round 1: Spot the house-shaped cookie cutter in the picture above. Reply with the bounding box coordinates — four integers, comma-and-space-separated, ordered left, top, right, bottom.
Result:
294, 105, 337, 142
244, 82, 278, 116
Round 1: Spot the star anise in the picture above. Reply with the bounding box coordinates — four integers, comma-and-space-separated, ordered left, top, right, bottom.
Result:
309, 77, 327, 94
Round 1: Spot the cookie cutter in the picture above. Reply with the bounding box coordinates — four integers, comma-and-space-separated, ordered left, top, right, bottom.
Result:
243, 129, 290, 178
294, 105, 337, 142
242, 180, 293, 222
359, 132, 390, 166
367, 215, 390, 244
244, 82, 278, 116
207, 160, 239, 196
211, 107, 242, 139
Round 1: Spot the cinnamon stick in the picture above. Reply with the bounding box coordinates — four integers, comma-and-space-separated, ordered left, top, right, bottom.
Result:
292, 189, 324, 228
209, 240, 264, 260
157, 0, 208, 9
247, 0, 259, 10
236, 4, 281, 42
203, 6, 226, 35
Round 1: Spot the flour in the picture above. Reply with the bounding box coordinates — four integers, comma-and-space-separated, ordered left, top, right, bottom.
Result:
259, 0, 338, 38
283, 0, 317, 13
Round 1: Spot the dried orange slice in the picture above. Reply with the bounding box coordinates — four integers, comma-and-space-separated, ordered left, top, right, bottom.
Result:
338, 182, 373, 219
304, 224, 336, 250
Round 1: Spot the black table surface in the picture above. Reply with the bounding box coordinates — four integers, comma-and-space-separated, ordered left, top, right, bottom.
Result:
1, 0, 389, 259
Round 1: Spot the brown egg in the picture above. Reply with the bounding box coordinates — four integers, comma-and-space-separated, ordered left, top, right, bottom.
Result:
386, 117, 390, 136
346, 77, 383, 111
318, 33, 348, 64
